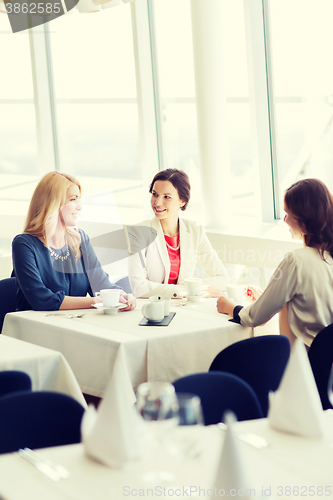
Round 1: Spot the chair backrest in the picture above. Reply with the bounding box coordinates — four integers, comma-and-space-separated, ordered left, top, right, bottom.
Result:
209, 335, 290, 417
114, 276, 132, 294
0, 391, 85, 454
0, 370, 32, 398
0, 277, 17, 332
308, 323, 333, 410
173, 372, 263, 425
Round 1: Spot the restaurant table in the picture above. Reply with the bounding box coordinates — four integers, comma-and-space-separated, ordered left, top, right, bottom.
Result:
2, 299, 253, 397
0, 335, 86, 407
0, 412, 333, 500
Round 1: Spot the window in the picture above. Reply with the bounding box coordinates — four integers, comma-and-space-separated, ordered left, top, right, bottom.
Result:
222, 0, 254, 217
268, 0, 333, 216
49, 6, 143, 222
152, 0, 200, 213
2, 0, 332, 248
0, 15, 39, 198
152, 0, 257, 218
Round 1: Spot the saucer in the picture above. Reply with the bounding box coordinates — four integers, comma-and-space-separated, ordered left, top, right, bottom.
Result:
92, 303, 127, 314
186, 293, 204, 304
146, 317, 164, 323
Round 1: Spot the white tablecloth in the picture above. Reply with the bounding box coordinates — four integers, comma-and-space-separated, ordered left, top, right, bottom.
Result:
2, 299, 253, 397
0, 412, 333, 500
0, 336, 86, 406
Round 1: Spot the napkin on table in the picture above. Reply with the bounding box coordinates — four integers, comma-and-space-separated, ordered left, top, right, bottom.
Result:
268, 338, 324, 438
212, 412, 252, 500
81, 346, 141, 467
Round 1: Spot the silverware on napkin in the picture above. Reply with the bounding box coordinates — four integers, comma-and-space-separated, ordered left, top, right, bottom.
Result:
18, 448, 70, 481
217, 423, 268, 449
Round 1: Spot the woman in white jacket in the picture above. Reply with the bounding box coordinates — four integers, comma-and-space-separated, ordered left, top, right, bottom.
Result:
217, 178, 333, 347
128, 169, 227, 298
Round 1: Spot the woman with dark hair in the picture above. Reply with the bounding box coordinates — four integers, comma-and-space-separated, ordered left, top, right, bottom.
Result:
217, 178, 333, 347
128, 168, 227, 298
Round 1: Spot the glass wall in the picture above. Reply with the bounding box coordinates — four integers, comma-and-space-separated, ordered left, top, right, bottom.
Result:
3, 0, 333, 243
268, 0, 333, 215
152, 0, 201, 212
0, 14, 39, 200
49, 6, 142, 222
152, 0, 256, 217
221, 0, 254, 217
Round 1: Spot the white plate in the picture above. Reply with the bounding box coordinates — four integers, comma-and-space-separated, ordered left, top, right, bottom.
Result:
92, 303, 127, 311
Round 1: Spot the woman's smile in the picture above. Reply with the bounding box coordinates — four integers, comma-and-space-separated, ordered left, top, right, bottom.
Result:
150, 180, 184, 223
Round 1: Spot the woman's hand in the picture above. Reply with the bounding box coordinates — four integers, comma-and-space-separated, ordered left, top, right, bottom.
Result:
216, 295, 235, 316
91, 296, 102, 305
119, 291, 136, 311
60, 295, 102, 310
245, 285, 263, 302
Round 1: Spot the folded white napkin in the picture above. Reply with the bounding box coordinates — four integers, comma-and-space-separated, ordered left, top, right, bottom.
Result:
213, 413, 252, 500
81, 347, 141, 467
268, 338, 324, 438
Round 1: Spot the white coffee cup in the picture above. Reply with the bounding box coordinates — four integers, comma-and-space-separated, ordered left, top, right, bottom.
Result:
184, 278, 203, 296
95, 289, 120, 308
142, 300, 164, 322
148, 295, 171, 317
226, 284, 245, 304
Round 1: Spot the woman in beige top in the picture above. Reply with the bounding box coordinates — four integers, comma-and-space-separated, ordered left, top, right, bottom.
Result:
217, 178, 333, 347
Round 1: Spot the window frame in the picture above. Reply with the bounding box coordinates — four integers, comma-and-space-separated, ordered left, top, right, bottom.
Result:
1, 0, 285, 227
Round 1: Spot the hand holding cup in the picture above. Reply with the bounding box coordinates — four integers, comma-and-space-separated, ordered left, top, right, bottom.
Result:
95, 289, 120, 308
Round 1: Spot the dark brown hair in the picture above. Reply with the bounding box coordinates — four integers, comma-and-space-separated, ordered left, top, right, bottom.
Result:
149, 169, 191, 211
284, 178, 333, 259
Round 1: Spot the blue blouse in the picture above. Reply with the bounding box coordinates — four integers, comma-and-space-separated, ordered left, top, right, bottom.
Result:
12, 229, 120, 311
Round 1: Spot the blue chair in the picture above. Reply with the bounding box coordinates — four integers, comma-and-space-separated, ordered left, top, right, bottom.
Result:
115, 276, 132, 294
308, 323, 333, 410
173, 372, 263, 425
209, 335, 290, 417
0, 277, 17, 332
0, 371, 32, 398
0, 391, 85, 454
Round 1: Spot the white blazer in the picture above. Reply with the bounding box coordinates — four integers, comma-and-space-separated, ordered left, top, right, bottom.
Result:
128, 217, 227, 298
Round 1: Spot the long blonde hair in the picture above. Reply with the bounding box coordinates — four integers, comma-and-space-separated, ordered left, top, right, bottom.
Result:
24, 171, 82, 259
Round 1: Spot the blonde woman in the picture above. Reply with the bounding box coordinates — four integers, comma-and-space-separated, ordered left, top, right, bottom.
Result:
12, 172, 135, 311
